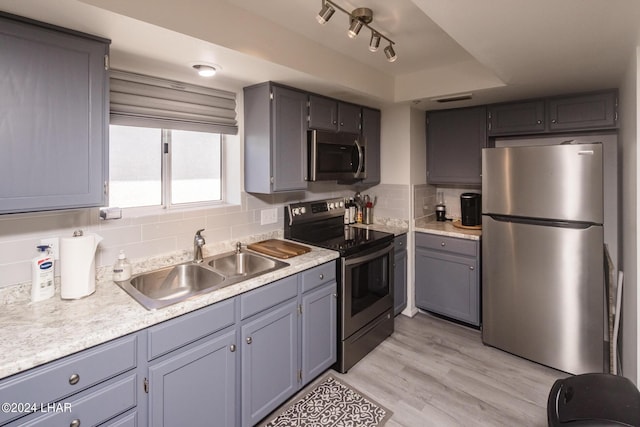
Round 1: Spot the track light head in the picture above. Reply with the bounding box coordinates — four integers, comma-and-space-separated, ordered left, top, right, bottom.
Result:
369, 32, 381, 52
317, 2, 335, 25
348, 19, 363, 38
384, 44, 397, 62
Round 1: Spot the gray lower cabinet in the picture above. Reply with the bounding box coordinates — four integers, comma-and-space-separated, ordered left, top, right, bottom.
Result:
148, 329, 237, 427
241, 299, 299, 426
393, 234, 408, 316
0, 334, 140, 427
426, 106, 486, 185
415, 232, 480, 326
240, 263, 337, 427
244, 82, 309, 193
0, 13, 110, 214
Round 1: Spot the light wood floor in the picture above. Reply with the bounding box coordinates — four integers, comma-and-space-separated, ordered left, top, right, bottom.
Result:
332, 312, 567, 427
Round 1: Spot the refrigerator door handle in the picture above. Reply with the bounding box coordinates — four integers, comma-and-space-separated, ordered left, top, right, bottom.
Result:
485, 214, 597, 229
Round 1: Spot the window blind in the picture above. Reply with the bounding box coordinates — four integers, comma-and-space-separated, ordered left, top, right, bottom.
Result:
110, 69, 238, 135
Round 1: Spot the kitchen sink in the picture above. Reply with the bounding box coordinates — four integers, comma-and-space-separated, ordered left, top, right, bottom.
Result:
115, 250, 288, 310
207, 251, 287, 278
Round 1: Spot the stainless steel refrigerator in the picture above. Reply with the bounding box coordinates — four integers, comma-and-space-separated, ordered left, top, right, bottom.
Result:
482, 142, 605, 375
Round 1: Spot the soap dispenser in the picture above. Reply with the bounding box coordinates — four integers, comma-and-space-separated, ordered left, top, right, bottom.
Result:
112, 250, 132, 282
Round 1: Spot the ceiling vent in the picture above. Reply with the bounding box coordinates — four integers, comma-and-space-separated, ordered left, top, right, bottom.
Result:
431, 93, 473, 103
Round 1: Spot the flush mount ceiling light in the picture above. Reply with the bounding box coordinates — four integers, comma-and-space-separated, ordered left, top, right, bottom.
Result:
316, 0, 397, 62
192, 64, 216, 77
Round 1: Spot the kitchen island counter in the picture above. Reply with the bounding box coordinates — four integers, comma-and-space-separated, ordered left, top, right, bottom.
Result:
0, 242, 338, 379
415, 217, 481, 240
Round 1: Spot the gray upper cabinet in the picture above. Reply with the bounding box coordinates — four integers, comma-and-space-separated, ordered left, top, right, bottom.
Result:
0, 13, 110, 214
308, 95, 361, 133
487, 100, 545, 136
244, 82, 308, 193
426, 106, 486, 185
548, 90, 618, 131
488, 90, 618, 136
360, 107, 381, 186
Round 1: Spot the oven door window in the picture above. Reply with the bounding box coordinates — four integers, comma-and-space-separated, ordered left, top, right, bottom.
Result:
316, 143, 359, 174
349, 252, 390, 316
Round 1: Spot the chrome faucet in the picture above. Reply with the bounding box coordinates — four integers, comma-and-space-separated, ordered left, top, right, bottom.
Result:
236, 241, 242, 254
193, 229, 205, 263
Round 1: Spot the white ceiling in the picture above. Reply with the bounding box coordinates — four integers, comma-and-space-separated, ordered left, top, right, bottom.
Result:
1, 0, 640, 110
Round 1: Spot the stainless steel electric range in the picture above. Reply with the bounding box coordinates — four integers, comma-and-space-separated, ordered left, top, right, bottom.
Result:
284, 198, 394, 373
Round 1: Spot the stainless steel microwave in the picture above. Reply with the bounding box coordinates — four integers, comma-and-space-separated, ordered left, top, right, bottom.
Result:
308, 129, 366, 181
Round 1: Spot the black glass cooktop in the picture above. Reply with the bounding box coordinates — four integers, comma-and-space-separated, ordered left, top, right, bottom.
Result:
288, 223, 393, 257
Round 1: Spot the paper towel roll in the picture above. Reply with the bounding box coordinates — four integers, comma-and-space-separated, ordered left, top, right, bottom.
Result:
60, 233, 102, 299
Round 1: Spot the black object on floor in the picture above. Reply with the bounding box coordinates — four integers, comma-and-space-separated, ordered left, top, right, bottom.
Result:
548, 373, 640, 426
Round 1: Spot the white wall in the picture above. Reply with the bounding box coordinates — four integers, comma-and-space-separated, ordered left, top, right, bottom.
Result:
619, 46, 639, 385
380, 104, 412, 184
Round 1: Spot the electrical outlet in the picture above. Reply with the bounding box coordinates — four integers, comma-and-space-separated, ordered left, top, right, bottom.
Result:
260, 208, 278, 225
40, 237, 59, 260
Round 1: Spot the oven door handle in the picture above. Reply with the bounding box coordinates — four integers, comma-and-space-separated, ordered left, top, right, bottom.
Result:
354, 139, 364, 178
343, 242, 393, 266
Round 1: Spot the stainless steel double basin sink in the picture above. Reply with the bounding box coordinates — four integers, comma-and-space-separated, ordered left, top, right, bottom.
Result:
115, 251, 289, 310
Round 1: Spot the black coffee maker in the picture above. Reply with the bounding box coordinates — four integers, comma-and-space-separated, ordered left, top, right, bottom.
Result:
460, 193, 481, 226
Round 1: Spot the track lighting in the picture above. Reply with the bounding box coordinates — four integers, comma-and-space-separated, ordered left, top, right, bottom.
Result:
316, 2, 335, 25
316, 0, 397, 62
384, 44, 397, 62
369, 32, 381, 52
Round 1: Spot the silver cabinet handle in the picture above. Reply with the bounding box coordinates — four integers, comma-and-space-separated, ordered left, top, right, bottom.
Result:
469, 266, 475, 270
552, 119, 557, 123
333, 293, 338, 298
441, 242, 446, 247
229, 344, 236, 352
246, 337, 252, 344
70, 420, 81, 427
536, 120, 543, 124
69, 373, 80, 385
319, 273, 324, 280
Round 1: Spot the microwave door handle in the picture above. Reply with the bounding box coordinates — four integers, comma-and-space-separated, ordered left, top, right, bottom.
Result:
354, 139, 364, 177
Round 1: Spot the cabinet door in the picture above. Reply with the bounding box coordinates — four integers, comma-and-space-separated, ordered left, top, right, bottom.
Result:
427, 106, 486, 185
360, 107, 381, 185
415, 247, 479, 326
548, 91, 617, 131
272, 85, 309, 192
338, 102, 361, 134
0, 16, 108, 213
301, 282, 337, 385
308, 95, 338, 131
241, 300, 298, 427
393, 237, 408, 316
148, 330, 237, 427
487, 100, 545, 135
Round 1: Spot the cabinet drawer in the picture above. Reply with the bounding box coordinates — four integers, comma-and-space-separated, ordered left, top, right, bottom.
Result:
0, 334, 137, 425
300, 262, 336, 294
148, 298, 235, 360
241, 275, 298, 319
415, 232, 477, 257
394, 234, 407, 253
8, 374, 137, 427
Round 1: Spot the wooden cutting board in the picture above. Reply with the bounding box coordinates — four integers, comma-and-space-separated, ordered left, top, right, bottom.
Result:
452, 219, 482, 230
248, 239, 311, 259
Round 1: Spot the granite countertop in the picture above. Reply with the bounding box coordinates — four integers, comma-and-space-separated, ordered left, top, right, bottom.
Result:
352, 222, 408, 236
0, 243, 338, 380
415, 217, 482, 240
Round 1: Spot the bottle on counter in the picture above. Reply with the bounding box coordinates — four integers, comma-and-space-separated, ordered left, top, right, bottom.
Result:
344, 197, 350, 225
31, 245, 55, 303
112, 250, 132, 282
349, 198, 356, 224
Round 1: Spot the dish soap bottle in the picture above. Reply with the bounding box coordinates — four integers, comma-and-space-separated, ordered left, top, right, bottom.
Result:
112, 250, 132, 282
31, 245, 55, 302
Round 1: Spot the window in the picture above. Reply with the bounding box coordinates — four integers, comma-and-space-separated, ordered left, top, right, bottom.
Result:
109, 125, 222, 209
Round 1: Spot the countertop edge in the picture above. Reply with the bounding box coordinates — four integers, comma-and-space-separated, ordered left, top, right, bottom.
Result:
414, 219, 482, 240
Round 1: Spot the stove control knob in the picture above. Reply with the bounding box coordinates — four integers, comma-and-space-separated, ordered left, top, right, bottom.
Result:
300, 207, 306, 214
339, 201, 344, 208
328, 203, 334, 210
292, 208, 299, 216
